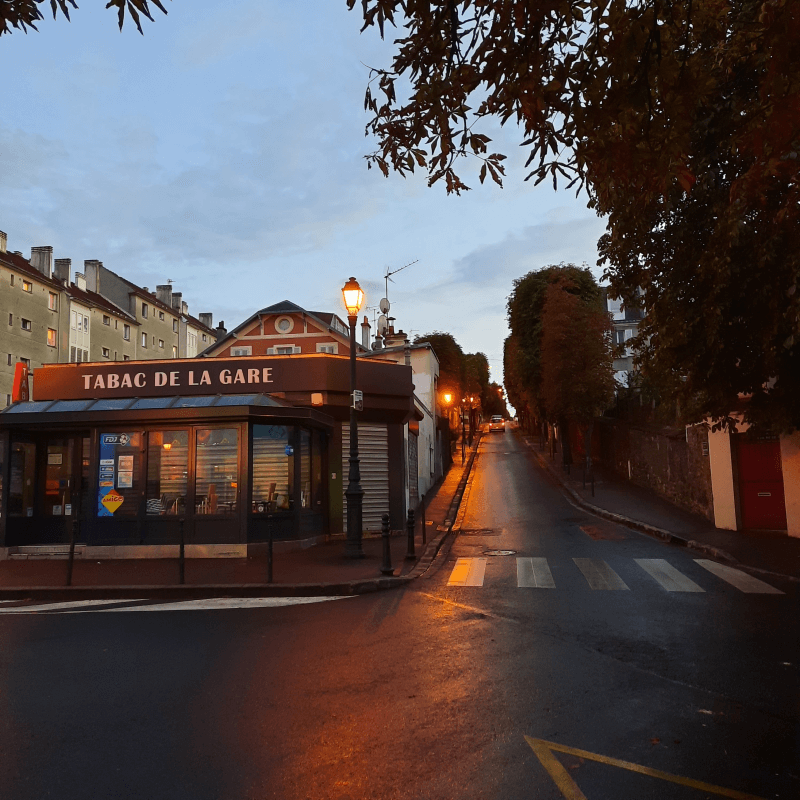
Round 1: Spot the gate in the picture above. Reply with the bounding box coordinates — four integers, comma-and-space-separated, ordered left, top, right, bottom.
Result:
736, 434, 787, 530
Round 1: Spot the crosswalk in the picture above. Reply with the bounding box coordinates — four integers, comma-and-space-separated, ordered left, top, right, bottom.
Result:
447, 557, 784, 594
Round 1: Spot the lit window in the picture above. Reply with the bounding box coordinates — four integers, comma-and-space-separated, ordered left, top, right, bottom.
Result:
21, 318, 31, 331
48, 292, 58, 311
123, 324, 131, 341
141, 303, 148, 318
47, 328, 57, 347
22, 280, 32, 293
103, 315, 111, 326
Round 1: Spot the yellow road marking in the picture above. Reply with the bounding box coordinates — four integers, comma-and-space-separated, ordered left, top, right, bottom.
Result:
525, 737, 768, 800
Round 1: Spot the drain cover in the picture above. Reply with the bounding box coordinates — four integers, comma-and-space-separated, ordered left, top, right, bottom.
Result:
460, 529, 499, 536
483, 549, 516, 556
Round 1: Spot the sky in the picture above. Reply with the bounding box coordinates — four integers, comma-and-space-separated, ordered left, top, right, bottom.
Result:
0, 0, 607, 385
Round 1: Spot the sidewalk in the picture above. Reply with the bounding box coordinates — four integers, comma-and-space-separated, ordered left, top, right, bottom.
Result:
0, 435, 482, 600
519, 430, 800, 582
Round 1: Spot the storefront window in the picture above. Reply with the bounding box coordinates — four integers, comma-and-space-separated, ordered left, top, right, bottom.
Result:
147, 430, 188, 515
311, 430, 325, 512
299, 429, 311, 508
44, 439, 74, 517
97, 432, 141, 517
8, 441, 35, 517
195, 427, 238, 515
252, 425, 293, 513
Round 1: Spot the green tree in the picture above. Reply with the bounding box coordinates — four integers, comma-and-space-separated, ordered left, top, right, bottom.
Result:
351, 0, 800, 432
540, 278, 615, 470
482, 381, 508, 419
1, 1, 168, 37
414, 331, 464, 403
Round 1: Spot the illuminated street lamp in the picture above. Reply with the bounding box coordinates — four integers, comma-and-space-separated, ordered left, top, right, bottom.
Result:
342, 277, 365, 558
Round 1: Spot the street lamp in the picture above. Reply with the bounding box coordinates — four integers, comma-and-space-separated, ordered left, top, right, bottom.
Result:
342, 277, 365, 558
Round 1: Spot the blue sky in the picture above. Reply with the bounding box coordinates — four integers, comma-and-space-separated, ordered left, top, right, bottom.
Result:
0, 0, 607, 384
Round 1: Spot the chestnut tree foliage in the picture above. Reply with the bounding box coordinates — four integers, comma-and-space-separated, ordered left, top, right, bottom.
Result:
352, 0, 800, 432
0, 0, 168, 36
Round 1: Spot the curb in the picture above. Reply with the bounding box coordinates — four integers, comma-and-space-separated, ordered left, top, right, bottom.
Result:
0, 436, 484, 602
521, 434, 799, 584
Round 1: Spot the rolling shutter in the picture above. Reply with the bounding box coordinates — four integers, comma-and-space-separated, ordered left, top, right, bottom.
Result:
342, 423, 389, 531
408, 431, 419, 508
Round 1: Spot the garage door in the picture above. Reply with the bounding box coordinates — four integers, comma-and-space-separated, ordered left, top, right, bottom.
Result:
342, 423, 389, 531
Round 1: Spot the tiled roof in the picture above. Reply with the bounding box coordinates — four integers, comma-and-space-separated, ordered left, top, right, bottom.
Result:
67, 283, 138, 322
0, 250, 64, 291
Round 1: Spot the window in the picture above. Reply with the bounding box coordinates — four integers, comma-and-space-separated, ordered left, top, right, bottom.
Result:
195, 428, 238, 515
83, 317, 88, 332
123, 355, 131, 361
172, 345, 178, 358
115, 320, 118, 329
48, 292, 58, 311
173, 319, 178, 333
97, 432, 142, 517
231, 346, 252, 357
158, 311, 164, 321
8, 314, 12, 326
146, 430, 189, 516
21, 318, 31, 332
123, 324, 131, 341
114, 351, 118, 360
9, 275, 13, 286
19, 357, 30, 367
47, 328, 57, 347
316, 343, 337, 354
158, 339, 164, 349
275, 316, 294, 333
71, 311, 77, 329
141, 332, 147, 348
141, 303, 148, 318
6, 354, 11, 366
103, 315, 111, 326
252, 425, 292, 513
276, 346, 298, 355
70, 346, 76, 362
102, 347, 110, 358
22, 280, 32, 293
202, 334, 207, 342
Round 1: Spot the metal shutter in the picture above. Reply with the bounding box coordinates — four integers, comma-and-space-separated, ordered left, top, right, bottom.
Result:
342, 423, 389, 531
408, 431, 419, 508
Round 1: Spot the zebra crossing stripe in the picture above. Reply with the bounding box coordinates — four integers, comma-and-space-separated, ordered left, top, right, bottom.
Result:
573, 558, 629, 590
517, 557, 556, 588
447, 558, 487, 587
635, 559, 705, 592
695, 560, 784, 594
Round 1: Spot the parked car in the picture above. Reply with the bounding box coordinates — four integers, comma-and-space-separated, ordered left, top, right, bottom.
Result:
489, 415, 505, 432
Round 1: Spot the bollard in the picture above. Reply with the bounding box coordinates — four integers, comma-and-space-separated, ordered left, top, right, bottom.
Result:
179, 517, 186, 585
405, 508, 416, 560
420, 494, 426, 546
380, 513, 394, 575
66, 514, 78, 587
267, 513, 274, 584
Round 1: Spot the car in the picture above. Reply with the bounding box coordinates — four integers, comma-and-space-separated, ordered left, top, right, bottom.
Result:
489, 415, 505, 432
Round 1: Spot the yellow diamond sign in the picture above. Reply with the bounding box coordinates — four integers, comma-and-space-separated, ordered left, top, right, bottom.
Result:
101, 491, 124, 514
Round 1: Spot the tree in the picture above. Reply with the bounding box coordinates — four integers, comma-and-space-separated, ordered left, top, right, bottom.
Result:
351, 0, 800, 432
540, 278, 615, 470
414, 331, 464, 402
482, 381, 508, 419
505, 263, 601, 431
1, 1, 168, 37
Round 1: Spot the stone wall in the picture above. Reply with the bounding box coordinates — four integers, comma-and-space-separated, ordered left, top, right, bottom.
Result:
595, 418, 715, 521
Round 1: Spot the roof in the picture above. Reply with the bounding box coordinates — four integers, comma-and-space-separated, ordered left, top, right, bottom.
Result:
67, 282, 138, 323
0, 249, 65, 292
102, 265, 180, 317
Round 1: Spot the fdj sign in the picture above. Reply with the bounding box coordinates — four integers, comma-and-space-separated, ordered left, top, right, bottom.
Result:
97, 432, 137, 516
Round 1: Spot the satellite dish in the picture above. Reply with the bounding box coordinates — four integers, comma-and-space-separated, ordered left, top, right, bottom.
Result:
379, 298, 390, 314
377, 314, 388, 334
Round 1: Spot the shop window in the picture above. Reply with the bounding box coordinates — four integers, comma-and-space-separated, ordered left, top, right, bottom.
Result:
47, 328, 57, 347
195, 427, 238, 515
8, 441, 36, 516
146, 430, 188, 515
97, 432, 142, 517
299, 429, 311, 508
252, 425, 292, 513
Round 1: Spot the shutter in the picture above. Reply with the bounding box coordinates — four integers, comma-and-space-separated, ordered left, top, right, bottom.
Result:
342, 423, 389, 531
408, 431, 419, 507
293, 346, 301, 354
266, 347, 275, 355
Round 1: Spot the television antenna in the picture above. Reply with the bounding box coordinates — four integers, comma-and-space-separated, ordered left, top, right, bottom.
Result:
384, 259, 418, 301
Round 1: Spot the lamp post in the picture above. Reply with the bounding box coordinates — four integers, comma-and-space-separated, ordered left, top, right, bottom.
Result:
442, 392, 453, 468
342, 277, 365, 559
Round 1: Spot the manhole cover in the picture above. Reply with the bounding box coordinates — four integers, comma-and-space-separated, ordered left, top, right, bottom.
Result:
483, 549, 516, 556
460, 529, 499, 536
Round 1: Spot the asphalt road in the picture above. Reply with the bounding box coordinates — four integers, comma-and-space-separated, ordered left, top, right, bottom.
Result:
0, 428, 797, 799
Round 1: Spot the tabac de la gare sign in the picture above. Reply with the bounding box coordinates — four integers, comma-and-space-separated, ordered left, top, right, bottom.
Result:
31, 354, 413, 402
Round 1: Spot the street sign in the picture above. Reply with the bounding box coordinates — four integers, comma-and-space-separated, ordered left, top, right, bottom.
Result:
352, 390, 363, 411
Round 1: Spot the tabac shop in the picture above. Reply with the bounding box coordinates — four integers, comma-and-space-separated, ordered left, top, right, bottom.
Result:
0, 355, 413, 556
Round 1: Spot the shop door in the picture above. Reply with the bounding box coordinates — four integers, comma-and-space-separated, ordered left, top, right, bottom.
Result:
737, 435, 787, 530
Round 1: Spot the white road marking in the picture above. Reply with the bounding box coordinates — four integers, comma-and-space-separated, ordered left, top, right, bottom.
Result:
0, 596, 352, 614
635, 559, 705, 592
573, 558, 629, 590
447, 558, 487, 587
517, 557, 556, 588
695, 560, 784, 594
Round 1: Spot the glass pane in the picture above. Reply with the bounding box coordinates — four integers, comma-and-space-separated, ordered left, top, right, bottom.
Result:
252, 425, 293, 513
214, 394, 260, 406
4, 401, 56, 414
90, 399, 135, 411
44, 439, 74, 517
176, 396, 217, 408
299, 429, 311, 509
311, 430, 324, 513
97, 432, 141, 517
146, 430, 189, 516
195, 428, 238, 515
8, 441, 36, 517
48, 400, 94, 413
129, 397, 176, 410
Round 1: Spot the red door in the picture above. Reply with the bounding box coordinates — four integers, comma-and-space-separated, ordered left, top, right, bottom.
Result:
736, 436, 787, 530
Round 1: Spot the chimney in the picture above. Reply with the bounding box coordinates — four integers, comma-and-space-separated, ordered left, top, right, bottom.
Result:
84, 260, 102, 293
199, 312, 213, 329
156, 284, 173, 307
54, 258, 71, 285
361, 315, 371, 350
181, 300, 188, 316
0, 230, 6, 254
75, 272, 87, 291
384, 328, 409, 349
216, 320, 227, 337
31, 246, 53, 278
171, 291, 183, 311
